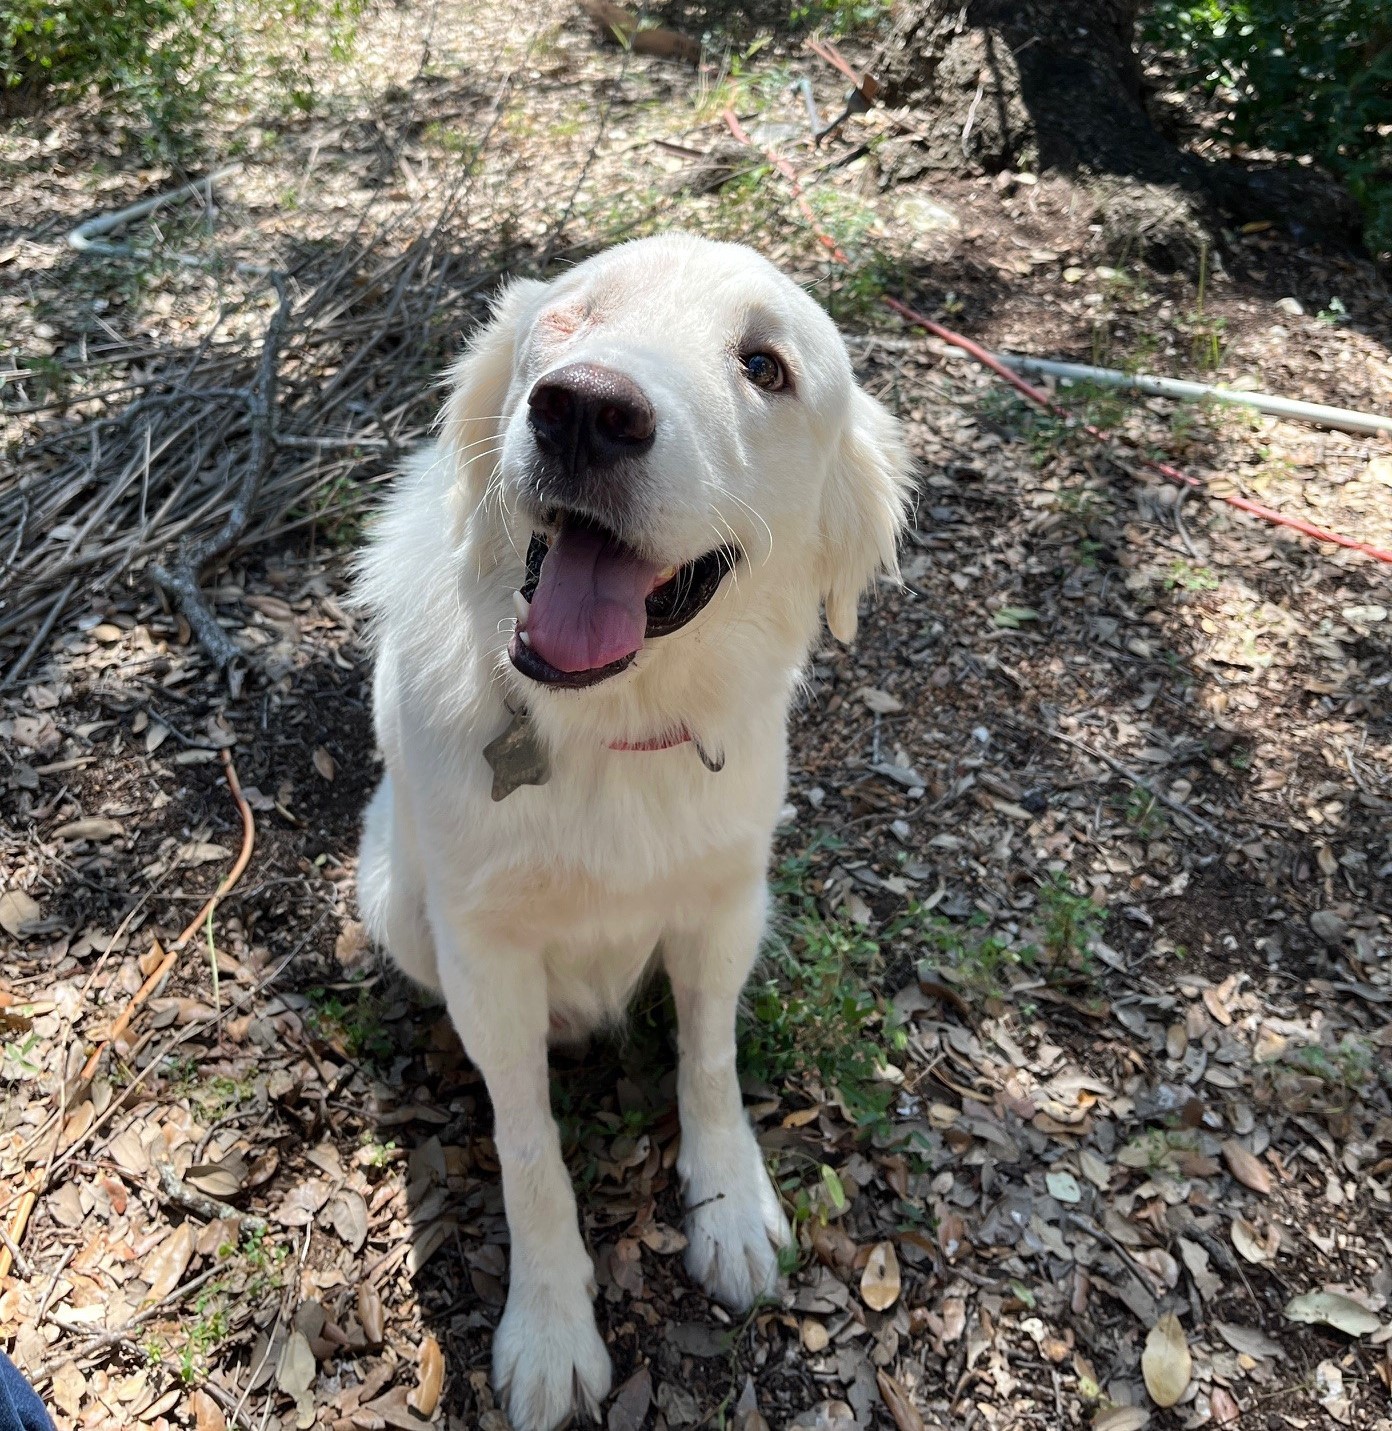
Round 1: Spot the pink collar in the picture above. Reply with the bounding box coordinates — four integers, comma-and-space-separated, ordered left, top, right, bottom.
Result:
608, 727, 693, 752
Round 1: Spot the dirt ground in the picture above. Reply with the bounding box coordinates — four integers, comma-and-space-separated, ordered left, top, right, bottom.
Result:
2, 3, 1391, 1430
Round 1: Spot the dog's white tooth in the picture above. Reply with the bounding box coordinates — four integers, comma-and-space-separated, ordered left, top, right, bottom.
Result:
657, 565, 677, 583
518, 630, 532, 647
512, 590, 530, 624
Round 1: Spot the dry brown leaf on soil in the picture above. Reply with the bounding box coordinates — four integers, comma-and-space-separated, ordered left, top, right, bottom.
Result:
1210, 1387, 1241, 1425
858, 687, 904, 714
0, 889, 40, 939
1221, 1139, 1272, 1194
578, 0, 701, 62
876, 1370, 925, 1431
190, 1387, 228, 1431
1093, 1408, 1149, 1431
185, 1159, 246, 1200
1316, 1360, 1352, 1423
49, 1362, 85, 1419
51, 816, 123, 841
1142, 1313, 1191, 1408
1214, 1321, 1282, 1359
327, 1188, 369, 1251
1231, 1215, 1279, 1264
142, 1222, 194, 1305
860, 1240, 901, 1311
358, 1282, 385, 1346
1284, 1290, 1382, 1336
409, 1333, 444, 1417
276, 1329, 316, 1429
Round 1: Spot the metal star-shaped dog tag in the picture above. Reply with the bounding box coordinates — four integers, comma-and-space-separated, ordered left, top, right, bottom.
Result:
483, 710, 551, 801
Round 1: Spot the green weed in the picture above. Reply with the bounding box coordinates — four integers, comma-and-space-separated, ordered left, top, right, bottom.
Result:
1164, 559, 1219, 593
306, 983, 397, 1065
920, 912, 1034, 998
745, 842, 903, 1136
1037, 871, 1106, 969
788, 0, 891, 34
1285, 1036, 1374, 1093
1120, 785, 1168, 838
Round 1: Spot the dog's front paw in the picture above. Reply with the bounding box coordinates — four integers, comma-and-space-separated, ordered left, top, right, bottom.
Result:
493, 1279, 612, 1431
681, 1123, 792, 1311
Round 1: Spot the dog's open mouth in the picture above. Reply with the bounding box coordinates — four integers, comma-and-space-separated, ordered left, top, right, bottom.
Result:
507, 514, 739, 689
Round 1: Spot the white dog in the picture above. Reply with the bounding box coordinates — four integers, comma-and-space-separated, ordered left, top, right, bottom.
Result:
356, 233, 911, 1431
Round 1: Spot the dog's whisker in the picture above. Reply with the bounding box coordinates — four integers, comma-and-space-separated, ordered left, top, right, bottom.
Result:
723, 489, 774, 565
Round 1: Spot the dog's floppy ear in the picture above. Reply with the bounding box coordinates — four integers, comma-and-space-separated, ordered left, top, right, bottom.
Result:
819, 387, 914, 644
440, 276, 548, 500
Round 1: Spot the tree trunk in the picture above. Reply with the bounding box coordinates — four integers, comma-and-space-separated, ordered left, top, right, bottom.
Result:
876, 0, 1217, 269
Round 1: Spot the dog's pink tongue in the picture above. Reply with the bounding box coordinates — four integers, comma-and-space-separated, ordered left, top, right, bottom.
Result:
527, 526, 662, 673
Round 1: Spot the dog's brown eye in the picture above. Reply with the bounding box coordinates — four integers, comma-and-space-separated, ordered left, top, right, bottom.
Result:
741, 351, 786, 392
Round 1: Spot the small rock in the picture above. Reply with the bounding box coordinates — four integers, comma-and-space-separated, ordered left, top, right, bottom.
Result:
1276, 296, 1303, 317
790, 1403, 855, 1430
1310, 910, 1347, 945
892, 194, 960, 233
1064, 266, 1085, 283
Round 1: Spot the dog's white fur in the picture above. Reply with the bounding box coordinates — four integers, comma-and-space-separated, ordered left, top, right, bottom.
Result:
356, 234, 912, 1431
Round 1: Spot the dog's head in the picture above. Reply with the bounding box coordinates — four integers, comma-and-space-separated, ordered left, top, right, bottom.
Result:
442, 234, 912, 708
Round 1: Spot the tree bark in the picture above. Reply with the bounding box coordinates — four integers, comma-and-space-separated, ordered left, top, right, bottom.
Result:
876, 0, 1213, 269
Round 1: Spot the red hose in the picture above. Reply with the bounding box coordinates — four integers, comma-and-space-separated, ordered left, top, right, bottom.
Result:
723, 109, 1392, 567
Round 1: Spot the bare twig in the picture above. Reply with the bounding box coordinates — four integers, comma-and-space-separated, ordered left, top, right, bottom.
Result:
32, 1264, 227, 1384
155, 1156, 268, 1234
1025, 719, 1233, 846
1, 577, 78, 690
150, 273, 291, 670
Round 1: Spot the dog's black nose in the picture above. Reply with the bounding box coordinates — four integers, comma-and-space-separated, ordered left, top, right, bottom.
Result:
527, 363, 656, 471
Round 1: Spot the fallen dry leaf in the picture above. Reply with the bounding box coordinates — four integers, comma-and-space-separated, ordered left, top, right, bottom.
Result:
1142, 1313, 1191, 1408
327, 1188, 369, 1252
51, 817, 123, 841
1214, 1322, 1282, 1359
858, 687, 904, 714
1221, 1139, 1272, 1195
358, 1282, 385, 1346
191, 1388, 228, 1431
1093, 1408, 1149, 1431
185, 1159, 246, 1201
275, 1330, 315, 1429
1210, 1387, 1241, 1426
409, 1333, 444, 1417
1284, 1290, 1381, 1337
876, 1370, 925, 1431
1316, 1360, 1351, 1423
313, 745, 336, 780
0, 889, 40, 939
1231, 1215, 1279, 1264
860, 1240, 901, 1311
142, 1222, 194, 1305
50, 1362, 85, 1419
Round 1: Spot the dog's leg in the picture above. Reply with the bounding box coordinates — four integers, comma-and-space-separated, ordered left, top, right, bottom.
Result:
429, 908, 611, 1431
664, 884, 792, 1310
358, 776, 440, 992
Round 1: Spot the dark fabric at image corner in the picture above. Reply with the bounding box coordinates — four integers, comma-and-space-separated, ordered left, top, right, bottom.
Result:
0, 1353, 53, 1431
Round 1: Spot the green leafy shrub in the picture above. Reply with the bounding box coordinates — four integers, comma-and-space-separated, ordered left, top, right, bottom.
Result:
1144, 1, 1392, 258
1, 0, 364, 155
1, 0, 224, 137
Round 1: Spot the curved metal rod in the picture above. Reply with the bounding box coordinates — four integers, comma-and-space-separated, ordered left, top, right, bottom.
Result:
67, 164, 241, 257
